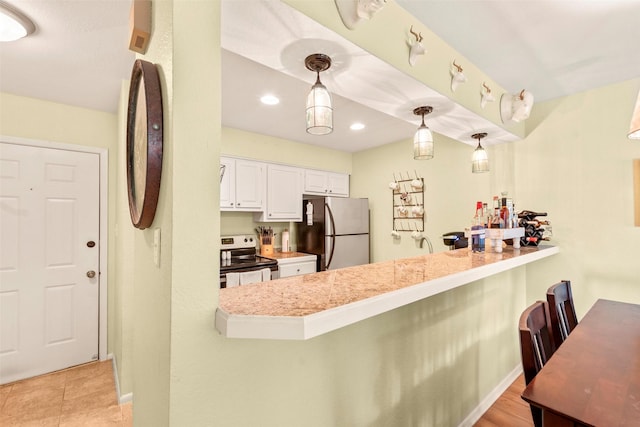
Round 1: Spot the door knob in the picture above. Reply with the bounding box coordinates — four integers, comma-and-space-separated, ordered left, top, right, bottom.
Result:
87, 241, 96, 248
86, 270, 96, 278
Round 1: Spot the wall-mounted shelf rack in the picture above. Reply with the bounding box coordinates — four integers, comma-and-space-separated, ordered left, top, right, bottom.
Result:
391, 175, 424, 232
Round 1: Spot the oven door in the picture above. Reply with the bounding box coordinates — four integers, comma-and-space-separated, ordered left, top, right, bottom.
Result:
220, 264, 278, 288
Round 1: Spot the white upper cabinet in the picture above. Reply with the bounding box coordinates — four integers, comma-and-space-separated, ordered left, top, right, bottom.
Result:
220, 157, 265, 211
221, 156, 349, 221
220, 157, 235, 209
304, 170, 349, 197
256, 164, 303, 222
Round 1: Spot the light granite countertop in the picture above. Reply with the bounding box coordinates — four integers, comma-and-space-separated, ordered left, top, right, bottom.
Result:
216, 245, 559, 340
264, 251, 316, 262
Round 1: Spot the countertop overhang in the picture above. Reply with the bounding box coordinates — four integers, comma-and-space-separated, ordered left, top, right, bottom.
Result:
215, 245, 559, 340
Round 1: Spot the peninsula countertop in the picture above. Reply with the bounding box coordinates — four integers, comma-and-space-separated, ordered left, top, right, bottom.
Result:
216, 245, 559, 340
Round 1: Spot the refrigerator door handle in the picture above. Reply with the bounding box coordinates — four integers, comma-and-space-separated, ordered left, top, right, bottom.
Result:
325, 202, 336, 270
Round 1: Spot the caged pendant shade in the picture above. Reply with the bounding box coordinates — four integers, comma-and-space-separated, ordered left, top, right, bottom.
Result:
413, 106, 434, 160
305, 54, 333, 135
471, 132, 489, 173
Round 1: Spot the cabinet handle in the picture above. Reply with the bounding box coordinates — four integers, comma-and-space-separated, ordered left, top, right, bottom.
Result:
230, 202, 234, 206
237, 203, 240, 206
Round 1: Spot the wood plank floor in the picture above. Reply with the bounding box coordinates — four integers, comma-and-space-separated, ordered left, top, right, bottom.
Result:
474, 374, 534, 427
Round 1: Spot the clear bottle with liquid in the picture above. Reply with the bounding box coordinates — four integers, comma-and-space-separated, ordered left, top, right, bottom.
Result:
491, 196, 500, 228
471, 201, 485, 252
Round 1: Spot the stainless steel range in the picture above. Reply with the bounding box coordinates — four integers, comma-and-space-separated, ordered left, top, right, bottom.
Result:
219, 235, 278, 288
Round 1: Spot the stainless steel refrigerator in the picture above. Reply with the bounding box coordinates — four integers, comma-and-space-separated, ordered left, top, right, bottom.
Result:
296, 197, 369, 271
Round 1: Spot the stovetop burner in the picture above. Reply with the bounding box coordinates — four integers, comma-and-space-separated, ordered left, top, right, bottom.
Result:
219, 234, 278, 274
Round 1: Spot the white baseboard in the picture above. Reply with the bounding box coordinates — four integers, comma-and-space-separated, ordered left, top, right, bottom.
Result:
458, 365, 523, 427
109, 353, 133, 404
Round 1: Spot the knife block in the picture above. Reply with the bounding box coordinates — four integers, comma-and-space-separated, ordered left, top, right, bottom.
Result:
260, 244, 273, 256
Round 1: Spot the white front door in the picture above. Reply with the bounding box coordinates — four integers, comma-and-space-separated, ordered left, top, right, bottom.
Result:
0, 142, 100, 384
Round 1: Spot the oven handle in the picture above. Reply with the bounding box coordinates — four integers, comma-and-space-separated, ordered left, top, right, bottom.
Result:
220, 265, 278, 288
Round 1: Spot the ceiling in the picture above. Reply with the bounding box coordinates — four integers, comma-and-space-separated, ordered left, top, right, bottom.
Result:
2, 0, 639, 152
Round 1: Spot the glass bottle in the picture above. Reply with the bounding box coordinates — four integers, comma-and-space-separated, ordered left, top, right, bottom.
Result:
471, 201, 485, 252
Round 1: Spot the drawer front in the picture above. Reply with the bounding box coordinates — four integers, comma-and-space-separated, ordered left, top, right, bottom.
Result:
279, 261, 316, 278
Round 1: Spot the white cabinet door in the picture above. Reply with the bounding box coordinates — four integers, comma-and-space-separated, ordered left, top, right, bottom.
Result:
219, 157, 235, 209
220, 157, 265, 211
279, 261, 316, 278
303, 169, 349, 197
304, 169, 328, 194
234, 160, 264, 210
263, 164, 302, 221
326, 172, 349, 196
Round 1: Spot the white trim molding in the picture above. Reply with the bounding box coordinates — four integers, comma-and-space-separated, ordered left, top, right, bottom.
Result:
458, 365, 523, 427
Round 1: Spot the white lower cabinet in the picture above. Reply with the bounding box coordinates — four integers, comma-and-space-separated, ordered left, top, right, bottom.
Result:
277, 255, 317, 278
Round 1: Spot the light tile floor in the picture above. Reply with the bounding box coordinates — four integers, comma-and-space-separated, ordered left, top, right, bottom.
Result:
0, 360, 132, 426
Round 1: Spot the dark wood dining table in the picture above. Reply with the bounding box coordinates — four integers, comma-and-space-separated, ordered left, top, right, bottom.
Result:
521, 299, 640, 427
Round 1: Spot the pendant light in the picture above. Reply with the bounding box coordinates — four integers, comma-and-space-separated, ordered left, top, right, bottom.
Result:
413, 106, 434, 160
0, 1, 35, 41
305, 53, 333, 135
471, 132, 489, 173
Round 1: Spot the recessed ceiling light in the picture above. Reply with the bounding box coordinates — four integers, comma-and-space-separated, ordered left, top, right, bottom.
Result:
260, 95, 280, 105
0, 2, 35, 42
350, 122, 365, 131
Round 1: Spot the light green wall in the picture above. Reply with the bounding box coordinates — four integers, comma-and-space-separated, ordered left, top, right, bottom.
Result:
113, 81, 135, 397
515, 78, 640, 317
120, 0, 174, 425
168, 1, 219, 425
351, 133, 504, 260
222, 127, 352, 173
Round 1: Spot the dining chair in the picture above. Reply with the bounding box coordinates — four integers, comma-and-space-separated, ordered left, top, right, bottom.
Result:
519, 300, 556, 427
546, 280, 578, 347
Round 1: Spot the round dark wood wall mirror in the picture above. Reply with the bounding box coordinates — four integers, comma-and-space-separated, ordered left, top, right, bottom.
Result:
126, 59, 163, 230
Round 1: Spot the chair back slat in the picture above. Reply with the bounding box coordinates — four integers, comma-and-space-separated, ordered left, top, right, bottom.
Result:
519, 300, 556, 427
519, 300, 556, 384
547, 280, 579, 347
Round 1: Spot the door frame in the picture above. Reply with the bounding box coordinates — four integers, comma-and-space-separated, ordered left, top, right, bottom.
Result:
1, 135, 108, 361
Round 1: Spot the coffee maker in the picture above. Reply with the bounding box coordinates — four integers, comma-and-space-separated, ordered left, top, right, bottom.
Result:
442, 231, 468, 250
